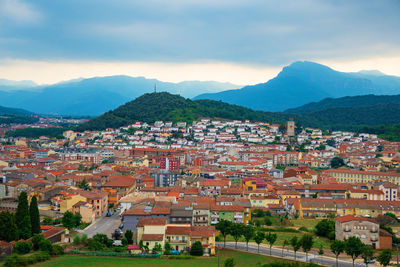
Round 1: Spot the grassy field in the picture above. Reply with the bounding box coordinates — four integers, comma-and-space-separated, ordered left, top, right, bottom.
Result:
290, 219, 321, 229
35, 249, 275, 267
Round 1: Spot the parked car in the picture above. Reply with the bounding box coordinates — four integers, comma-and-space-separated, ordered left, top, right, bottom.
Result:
112, 228, 123, 240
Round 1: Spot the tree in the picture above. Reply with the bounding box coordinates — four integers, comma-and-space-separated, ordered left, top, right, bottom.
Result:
216, 219, 231, 247
282, 239, 289, 257
15, 191, 31, 239
331, 157, 345, 168
315, 219, 335, 238
229, 223, 244, 249
253, 209, 264, 218
361, 245, 374, 267
265, 232, 277, 256
330, 240, 346, 267
73, 213, 82, 227
78, 178, 91, 191
62, 211, 75, 229
254, 231, 265, 253
29, 196, 40, 235
124, 230, 133, 245
0, 211, 18, 241
190, 241, 204, 256
242, 224, 255, 251
290, 236, 301, 260
326, 139, 336, 147
300, 234, 313, 262
377, 249, 392, 267
345, 236, 364, 267
152, 243, 162, 254
164, 242, 172, 255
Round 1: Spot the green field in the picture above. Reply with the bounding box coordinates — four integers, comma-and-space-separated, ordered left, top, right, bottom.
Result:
291, 219, 321, 228
35, 249, 275, 267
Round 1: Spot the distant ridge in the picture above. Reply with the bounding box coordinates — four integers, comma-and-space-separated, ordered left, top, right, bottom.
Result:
0, 76, 238, 116
194, 61, 400, 111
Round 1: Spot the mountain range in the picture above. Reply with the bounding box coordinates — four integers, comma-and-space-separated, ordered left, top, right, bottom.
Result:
0, 76, 238, 116
194, 61, 400, 111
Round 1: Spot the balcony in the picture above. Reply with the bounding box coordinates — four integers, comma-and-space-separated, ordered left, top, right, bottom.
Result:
370, 227, 378, 233
343, 227, 351, 232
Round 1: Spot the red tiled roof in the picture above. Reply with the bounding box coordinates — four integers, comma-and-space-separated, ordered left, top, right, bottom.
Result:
190, 225, 215, 237
166, 226, 190, 235
137, 217, 167, 227
336, 215, 377, 224
141, 234, 164, 241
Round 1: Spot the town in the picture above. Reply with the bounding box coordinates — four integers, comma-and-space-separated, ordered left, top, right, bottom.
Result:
0, 117, 399, 266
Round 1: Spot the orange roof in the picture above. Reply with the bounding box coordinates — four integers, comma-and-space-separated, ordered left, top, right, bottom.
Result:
103, 175, 135, 187
336, 215, 377, 224
141, 234, 164, 241
137, 217, 167, 227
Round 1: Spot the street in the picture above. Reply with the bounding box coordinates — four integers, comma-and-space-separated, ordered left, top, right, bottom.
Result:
217, 242, 376, 267
82, 212, 121, 238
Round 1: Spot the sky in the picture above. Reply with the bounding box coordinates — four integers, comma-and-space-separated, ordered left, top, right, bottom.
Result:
0, 0, 399, 85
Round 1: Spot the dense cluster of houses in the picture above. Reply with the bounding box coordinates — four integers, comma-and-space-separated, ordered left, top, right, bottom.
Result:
1, 118, 400, 253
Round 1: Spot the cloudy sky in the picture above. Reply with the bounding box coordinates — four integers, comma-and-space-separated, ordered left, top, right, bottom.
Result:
0, 0, 399, 85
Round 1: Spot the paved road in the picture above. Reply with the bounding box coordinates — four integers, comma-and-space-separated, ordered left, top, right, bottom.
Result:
217, 242, 376, 267
83, 212, 121, 238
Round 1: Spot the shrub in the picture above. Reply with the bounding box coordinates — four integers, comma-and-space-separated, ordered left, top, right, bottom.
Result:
328, 231, 336, 240
121, 237, 128, 246
264, 217, 272, 226
32, 234, 45, 250
13, 241, 32, 254
51, 244, 64, 256
42, 217, 53, 225
224, 257, 235, 267
81, 234, 88, 244
4, 252, 50, 267
39, 239, 53, 252
88, 239, 104, 251
298, 227, 309, 232
190, 241, 204, 256
73, 235, 81, 245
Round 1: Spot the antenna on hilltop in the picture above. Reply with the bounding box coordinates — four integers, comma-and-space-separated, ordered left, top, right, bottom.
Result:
154, 83, 157, 93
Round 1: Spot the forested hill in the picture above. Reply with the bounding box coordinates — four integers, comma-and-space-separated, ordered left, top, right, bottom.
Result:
0, 105, 32, 115
286, 94, 400, 114
76, 92, 400, 134
75, 92, 293, 131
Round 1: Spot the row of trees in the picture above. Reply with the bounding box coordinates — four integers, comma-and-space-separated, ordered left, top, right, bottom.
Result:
0, 191, 40, 241
330, 237, 392, 267
216, 219, 314, 260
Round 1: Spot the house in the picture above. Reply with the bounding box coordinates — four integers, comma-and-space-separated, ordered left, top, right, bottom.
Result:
137, 217, 167, 251
335, 215, 391, 250
102, 175, 136, 206
136, 217, 216, 255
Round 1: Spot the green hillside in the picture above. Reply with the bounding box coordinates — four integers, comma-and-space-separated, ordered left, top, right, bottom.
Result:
76, 92, 400, 142
286, 94, 400, 114
76, 92, 294, 131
